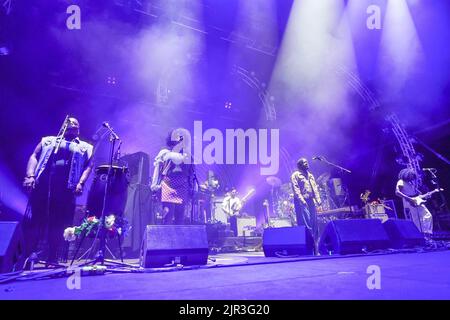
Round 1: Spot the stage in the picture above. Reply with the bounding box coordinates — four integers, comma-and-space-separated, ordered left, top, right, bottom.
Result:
1, 248, 450, 300
1, 0, 450, 305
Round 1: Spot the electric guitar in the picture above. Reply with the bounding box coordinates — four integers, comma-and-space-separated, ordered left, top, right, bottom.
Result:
405, 188, 444, 207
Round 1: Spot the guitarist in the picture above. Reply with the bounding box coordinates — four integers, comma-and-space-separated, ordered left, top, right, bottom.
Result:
395, 168, 433, 236
222, 188, 243, 218
222, 188, 249, 236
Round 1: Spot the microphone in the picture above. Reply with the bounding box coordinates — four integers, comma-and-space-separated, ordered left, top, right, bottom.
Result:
423, 168, 437, 172
312, 156, 322, 161
102, 122, 120, 140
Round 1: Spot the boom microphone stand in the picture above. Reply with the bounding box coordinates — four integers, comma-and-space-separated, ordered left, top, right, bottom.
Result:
314, 156, 351, 174
428, 169, 448, 212
426, 168, 449, 231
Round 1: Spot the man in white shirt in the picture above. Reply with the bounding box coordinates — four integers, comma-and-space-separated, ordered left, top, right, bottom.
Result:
222, 188, 242, 218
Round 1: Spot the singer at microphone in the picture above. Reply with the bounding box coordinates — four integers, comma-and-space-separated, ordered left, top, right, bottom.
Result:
102, 122, 120, 140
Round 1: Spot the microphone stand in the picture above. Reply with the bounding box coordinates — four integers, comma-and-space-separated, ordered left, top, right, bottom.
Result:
190, 164, 199, 224
78, 126, 137, 269
428, 169, 449, 227
317, 156, 351, 174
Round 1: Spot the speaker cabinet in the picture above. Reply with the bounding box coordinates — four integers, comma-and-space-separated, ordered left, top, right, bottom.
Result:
383, 219, 425, 248
140, 225, 208, 268
0, 222, 25, 274
263, 226, 313, 257
319, 219, 390, 255
269, 218, 292, 228
119, 151, 150, 185
231, 216, 257, 236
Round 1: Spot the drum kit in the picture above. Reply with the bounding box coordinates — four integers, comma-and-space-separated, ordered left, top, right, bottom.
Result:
263, 172, 349, 224
265, 176, 296, 224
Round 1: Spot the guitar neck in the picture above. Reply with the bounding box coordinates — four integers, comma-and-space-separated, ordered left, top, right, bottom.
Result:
423, 189, 442, 198
242, 190, 255, 203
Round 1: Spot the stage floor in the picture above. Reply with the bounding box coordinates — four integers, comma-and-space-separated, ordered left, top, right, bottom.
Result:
1, 249, 450, 300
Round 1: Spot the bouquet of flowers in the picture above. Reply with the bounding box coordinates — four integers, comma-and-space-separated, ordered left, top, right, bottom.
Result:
64, 214, 129, 242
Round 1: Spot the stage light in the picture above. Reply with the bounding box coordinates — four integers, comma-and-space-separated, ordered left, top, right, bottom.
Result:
106, 76, 117, 85
377, 0, 424, 98
0, 46, 9, 56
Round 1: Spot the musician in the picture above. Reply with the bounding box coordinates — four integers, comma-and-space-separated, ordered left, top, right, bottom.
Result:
222, 188, 242, 218
23, 117, 94, 264
151, 129, 194, 225
291, 157, 322, 254
395, 168, 433, 236
221, 188, 243, 236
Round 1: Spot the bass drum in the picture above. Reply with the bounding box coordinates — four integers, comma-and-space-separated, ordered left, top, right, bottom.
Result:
87, 165, 129, 218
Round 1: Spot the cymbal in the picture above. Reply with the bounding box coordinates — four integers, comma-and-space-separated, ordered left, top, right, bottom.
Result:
317, 172, 331, 184
266, 176, 282, 187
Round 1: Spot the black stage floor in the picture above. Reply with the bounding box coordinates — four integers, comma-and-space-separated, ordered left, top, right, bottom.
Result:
1, 248, 450, 300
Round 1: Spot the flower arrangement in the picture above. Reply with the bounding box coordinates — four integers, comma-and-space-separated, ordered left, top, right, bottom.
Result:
64, 214, 129, 242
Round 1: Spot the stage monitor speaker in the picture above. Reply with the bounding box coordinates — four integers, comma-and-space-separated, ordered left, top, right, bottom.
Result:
140, 225, 208, 268
0, 222, 25, 274
263, 226, 313, 257
318, 219, 390, 255
383, 219, 425, 248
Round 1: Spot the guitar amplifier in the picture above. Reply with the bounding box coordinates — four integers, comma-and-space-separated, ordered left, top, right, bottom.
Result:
366, 213, 389, 223
236, 217, 257, 236
269, 218, 292, 228
365, 204, 388, 222
365, 204, 385, 215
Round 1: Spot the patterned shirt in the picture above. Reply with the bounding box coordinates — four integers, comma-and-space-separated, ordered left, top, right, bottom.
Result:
291, 170, 321, 206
